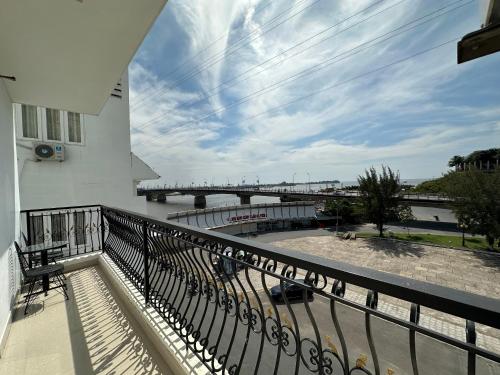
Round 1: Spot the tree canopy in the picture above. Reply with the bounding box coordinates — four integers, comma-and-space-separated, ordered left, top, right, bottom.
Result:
448, 155, 465, 170
444, 169, 500, 248
358, 166, 402, 236
324, 198, 363, 224
450, 148, 500, 170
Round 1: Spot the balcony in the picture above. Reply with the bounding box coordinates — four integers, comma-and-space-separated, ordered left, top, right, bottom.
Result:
0, 266, 172, 374
1, 205, 500, 374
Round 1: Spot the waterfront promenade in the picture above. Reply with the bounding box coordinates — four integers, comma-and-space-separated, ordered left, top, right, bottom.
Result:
254, 230, 500, 355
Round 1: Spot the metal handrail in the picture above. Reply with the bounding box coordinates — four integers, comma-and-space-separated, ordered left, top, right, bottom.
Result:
102, 205, 499, 329
102, 204, 500, 374
137, 187, 452, 201
21, 205, 105, 257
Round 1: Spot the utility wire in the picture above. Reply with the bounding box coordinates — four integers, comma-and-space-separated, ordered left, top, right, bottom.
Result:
133, 0, 471, 132
132, 0, 324, 110
133, 0, 404, 129
130, 0, 304, 108
134, 37, 460, 160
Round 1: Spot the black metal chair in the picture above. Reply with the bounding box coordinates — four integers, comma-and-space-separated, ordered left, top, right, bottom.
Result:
21, 232, 64, 266
15, 242, 68, 315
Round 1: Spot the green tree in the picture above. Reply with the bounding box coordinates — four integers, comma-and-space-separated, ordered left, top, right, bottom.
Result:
412, 177, 448, 194
398, 204, 415, 236
358, 166, 402, 237
448, 155, 464, 171
325, 198, 363, 224
444, 169, 500, 249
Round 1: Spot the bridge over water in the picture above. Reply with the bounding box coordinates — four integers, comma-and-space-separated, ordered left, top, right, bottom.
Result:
138, 186, 451, 209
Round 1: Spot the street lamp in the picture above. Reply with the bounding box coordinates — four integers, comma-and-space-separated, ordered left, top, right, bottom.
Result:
292, 172, 296, 191
459, 222, 467, 247
331, 200, 341, 235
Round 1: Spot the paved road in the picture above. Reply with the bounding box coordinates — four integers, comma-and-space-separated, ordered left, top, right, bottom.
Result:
165, 283, 499, 375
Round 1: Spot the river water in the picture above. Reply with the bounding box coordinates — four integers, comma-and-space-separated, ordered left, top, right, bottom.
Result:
145, 179, 437, 221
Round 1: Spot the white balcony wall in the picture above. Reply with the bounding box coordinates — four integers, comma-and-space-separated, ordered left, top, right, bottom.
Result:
0, 80, 21, 352
16, 73, 147, 213
131, 152, 160, 196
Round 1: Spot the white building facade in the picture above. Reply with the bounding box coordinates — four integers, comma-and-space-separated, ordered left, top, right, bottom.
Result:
14, 73, 158, 212
0, 0, 167, 355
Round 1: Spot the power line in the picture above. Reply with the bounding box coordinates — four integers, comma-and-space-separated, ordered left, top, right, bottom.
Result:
134, 37, 460, 161
130, 0, 306, 108
133, 0, 403, 129
133, 0, 471, 132
131, 0, 324, 111
229, 39, 459, 127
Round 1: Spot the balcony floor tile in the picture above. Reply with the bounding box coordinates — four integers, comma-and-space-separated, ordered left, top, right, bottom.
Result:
0, 266, 173, 375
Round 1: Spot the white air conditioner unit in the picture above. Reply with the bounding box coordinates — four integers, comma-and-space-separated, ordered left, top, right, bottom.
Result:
33, 142, 65, 161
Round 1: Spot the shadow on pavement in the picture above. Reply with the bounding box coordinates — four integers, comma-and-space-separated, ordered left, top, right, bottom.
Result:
471, 248, 500, 270
360, 236, 425, 258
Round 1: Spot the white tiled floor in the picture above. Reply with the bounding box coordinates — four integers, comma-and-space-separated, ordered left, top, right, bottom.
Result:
0, 266, 173, 375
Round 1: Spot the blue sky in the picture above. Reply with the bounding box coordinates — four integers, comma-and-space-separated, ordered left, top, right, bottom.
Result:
129, 0, 500, 185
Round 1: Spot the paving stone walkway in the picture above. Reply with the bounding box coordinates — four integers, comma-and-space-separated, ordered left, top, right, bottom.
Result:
266, 235, 500, 353
270, 235, 500, 299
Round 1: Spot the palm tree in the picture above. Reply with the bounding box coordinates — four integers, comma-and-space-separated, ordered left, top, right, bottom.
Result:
448, 155, 464, 171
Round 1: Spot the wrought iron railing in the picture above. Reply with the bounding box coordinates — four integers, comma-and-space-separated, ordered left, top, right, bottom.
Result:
20, 205, 105, 258
102, 205, 500, 375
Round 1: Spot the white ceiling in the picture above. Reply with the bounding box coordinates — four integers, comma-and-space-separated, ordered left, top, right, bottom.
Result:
0, 0, 167, 114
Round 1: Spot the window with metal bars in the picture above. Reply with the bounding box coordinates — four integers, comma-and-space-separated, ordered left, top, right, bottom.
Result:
51, 214, 67, 242
73, 212, 86, 245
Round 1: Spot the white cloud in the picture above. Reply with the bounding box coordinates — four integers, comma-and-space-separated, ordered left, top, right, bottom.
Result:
129, 0, 500, 185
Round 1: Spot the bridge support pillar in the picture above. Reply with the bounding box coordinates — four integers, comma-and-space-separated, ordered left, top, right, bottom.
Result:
157, 194, 166, 203
239, 194, 251, 205
194, 195, 207, 209
146, 194, 153, 202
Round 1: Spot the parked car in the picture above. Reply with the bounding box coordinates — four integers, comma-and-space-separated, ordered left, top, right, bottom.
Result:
270, 279, 314, 302
213, 249, 253, 276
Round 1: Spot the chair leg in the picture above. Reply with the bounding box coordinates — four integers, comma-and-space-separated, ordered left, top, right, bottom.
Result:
58, 271, 68, 285
24, 279, 36, 315
54, 272, 69, 300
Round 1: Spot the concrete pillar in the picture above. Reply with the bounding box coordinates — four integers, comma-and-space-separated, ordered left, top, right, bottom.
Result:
239, 194, 251, 205
194, 195, 207, 209
146, 193, 153, 202
157, 194, 166, 203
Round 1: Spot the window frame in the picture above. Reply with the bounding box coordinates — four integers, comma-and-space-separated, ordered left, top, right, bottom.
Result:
73, 211, 87, 246
50, 213, 68, 242
64, 111, 85, 145
14, 104, 43, 141
42, 108, 65, 142
30, 215, 45, 245
14, 104, 85, 145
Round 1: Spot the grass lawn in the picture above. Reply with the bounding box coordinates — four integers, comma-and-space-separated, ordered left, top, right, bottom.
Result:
356, 232, 497, 251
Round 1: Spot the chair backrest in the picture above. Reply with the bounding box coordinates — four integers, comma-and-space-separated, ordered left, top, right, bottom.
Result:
22, 232, 29, 246
14, 241, 29, 278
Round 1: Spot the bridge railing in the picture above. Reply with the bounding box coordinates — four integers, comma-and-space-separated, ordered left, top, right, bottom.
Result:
102, 205, 498, 375
138, 186, 452, 201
